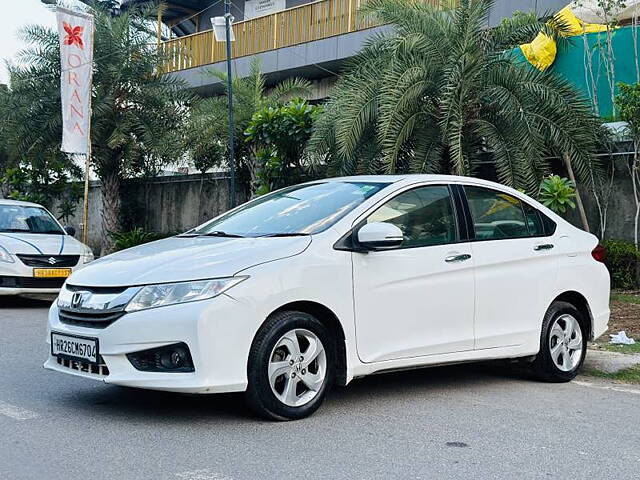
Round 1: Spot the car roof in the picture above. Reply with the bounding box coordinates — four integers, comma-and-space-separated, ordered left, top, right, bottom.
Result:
0, 198, 44, 208
321, 174, 507, 188
323, 174, 569, 225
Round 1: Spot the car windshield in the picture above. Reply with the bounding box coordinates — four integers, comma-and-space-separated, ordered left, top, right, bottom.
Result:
0, 205, 64, 234
192, 182, 390, 237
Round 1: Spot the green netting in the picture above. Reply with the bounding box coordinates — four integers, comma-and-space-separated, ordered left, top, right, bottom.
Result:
514, 25, 640, 119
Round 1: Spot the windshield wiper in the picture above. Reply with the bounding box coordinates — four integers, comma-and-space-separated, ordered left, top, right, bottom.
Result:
176, 230, 244, 238
261, 233, 310, 237
198, 231, 245, 238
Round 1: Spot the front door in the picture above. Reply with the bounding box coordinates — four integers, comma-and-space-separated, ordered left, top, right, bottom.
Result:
352, 185, 475, 363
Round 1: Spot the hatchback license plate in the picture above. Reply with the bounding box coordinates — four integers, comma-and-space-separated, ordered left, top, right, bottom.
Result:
51, 332, 99, 364
34, 268, 71, 278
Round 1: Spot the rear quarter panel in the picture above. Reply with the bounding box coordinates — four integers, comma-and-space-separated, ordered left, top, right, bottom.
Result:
555, 228, 610, 339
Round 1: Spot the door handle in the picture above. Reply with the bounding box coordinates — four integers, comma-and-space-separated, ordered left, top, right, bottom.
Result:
445, 254, 472, 263
534, 244, 554, 251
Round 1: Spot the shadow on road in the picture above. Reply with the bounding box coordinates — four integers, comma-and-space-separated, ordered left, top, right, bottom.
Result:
0, 296, 53, 309
49, 361, 534, 424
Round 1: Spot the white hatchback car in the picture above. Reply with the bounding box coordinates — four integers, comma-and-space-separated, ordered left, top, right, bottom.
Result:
0, 199, 94, 296
45, 176, 609, 420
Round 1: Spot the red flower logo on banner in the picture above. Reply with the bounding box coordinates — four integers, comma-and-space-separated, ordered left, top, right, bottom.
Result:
63, 22, 84, 49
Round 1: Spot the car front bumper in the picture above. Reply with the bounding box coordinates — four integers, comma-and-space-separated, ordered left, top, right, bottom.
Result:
44, 294, 255, 394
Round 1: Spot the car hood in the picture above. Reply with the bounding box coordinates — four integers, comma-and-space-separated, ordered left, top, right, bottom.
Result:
0, 232, 85, 255
67, 235, 312, 287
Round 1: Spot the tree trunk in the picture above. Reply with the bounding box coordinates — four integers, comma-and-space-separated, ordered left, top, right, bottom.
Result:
101, 171, 121, 254
0, 181, 10, 199
632, 143, 640, 250
247, 148, 260, 198
563, 154, 590, 233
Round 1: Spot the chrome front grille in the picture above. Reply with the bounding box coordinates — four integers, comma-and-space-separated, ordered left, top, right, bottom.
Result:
58, 284, 138, 329
58, 309, 125, 329
17, 254, 79, 267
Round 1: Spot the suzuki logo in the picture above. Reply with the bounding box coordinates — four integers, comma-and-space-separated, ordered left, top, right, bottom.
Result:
71, 292, 84, 309
48, 257, 57, 265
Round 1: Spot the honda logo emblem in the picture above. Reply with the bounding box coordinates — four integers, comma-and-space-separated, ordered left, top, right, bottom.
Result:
71, 292, 84, 308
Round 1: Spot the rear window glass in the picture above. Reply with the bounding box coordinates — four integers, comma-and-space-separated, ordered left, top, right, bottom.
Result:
464, 186, 556, 239
465, 186, 529, 240
522, 202, 545, 236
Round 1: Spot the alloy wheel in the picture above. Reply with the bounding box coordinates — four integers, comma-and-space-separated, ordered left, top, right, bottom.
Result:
549, 314, 583, 372
268, 328, 327, 407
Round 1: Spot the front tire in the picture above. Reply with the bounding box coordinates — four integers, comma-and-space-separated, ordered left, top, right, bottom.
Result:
245, 311, 335, 421
532, 301, 587, 382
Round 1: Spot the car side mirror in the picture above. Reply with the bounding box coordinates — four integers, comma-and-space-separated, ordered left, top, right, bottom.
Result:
357, 222, 403, 250
64, 225, 76, 237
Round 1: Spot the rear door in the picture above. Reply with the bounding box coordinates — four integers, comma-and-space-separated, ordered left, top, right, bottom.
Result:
352, 184, 475, 362
460, 185, 559, 350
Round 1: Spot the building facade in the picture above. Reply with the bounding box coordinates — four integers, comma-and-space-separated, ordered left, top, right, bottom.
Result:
122, 0, 568, 97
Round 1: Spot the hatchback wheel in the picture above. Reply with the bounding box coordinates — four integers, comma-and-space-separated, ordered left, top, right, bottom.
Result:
532, 301, 587, 382
245, 311, 334, 420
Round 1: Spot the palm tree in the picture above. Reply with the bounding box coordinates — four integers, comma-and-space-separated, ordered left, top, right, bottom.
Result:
8, 2, 192, 253
186, 59, 311, 195
309, 0, 605, 194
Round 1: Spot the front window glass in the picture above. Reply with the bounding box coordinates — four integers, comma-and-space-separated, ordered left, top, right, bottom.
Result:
367, 185, 457, 248
465, 186, 529, 240
0, 205, 64, 234
194, 182, 389, 237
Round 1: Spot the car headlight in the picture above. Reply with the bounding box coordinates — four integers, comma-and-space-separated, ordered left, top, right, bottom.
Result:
56, 283, 73, 308
82, 245, 94, 264
0, 245, 15, 264
125, 276, 248, 312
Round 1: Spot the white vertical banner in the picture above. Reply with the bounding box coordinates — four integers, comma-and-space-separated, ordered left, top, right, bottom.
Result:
57, 7, 94, 155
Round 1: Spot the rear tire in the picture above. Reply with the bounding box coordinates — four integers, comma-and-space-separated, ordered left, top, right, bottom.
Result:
245, 311, 335, 421
532, 301, 587, 382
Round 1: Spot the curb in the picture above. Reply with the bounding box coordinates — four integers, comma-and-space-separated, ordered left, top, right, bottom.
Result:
584, 348, 640, 374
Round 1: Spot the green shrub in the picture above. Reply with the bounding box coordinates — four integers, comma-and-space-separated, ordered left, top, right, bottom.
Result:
109, 228, 169, 251
244, 99, 321, 194
602, 239, 640, 290
538, 175, 576, 214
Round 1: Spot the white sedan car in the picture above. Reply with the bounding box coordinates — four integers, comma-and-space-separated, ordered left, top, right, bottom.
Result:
0, 199, 94, 296
45, 175, 610, 420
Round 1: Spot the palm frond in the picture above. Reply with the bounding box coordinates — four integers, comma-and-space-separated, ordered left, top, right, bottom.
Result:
310, 0, 602, 188
268, 77, 312, 103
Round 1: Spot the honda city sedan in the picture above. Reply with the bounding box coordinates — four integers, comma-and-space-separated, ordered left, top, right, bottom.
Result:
45, 175, 610, 420
0, 199, 93, 296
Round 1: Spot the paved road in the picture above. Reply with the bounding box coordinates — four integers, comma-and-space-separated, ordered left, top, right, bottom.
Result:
1, 298, 639, 480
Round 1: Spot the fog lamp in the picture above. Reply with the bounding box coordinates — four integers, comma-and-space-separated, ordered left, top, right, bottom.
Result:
127, 342, 194, 373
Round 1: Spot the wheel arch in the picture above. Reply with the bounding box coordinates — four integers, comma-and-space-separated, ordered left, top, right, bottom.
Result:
552, 291, 595, 340
267, 301, 348, 386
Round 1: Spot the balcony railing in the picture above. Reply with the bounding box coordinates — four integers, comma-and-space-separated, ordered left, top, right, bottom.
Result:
161, 0, 455, 73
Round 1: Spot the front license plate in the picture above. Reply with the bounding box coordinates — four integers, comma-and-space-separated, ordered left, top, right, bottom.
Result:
34, 268, 71, 278
51, 332, 99, 364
